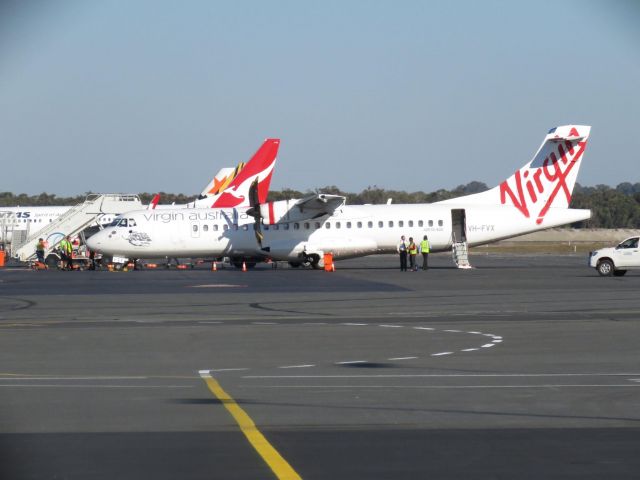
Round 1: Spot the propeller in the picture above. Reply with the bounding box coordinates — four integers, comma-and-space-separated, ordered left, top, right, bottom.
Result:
246, 178, 264, 247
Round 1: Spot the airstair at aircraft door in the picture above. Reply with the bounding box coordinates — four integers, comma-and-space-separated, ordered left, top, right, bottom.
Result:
451, 238, 472, 269
13, 194, 142, 262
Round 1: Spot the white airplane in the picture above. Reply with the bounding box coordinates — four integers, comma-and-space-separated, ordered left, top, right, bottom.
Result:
0, 139, 279, 245
87, 125, 592, 268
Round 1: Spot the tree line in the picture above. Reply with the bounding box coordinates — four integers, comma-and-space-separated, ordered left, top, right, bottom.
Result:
1, 182, 639, 228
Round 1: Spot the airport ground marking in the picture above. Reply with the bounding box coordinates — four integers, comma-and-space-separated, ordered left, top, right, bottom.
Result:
197, 323, 504, 373
199, 371, 302, 480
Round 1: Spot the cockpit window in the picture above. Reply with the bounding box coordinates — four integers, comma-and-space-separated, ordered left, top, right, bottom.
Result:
118, 219, 128, 227
128, 218, 137, 227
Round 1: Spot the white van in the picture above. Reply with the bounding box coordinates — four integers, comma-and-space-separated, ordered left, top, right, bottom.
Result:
589, 236, 640, 276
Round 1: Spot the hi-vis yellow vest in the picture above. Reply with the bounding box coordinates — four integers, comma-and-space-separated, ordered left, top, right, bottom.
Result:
420, 240, 430, 253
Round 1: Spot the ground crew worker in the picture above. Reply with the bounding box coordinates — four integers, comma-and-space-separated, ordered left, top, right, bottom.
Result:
420, 235, 430, 270
36, 238, 46, 264
397, 235, 408, 271
408, 237, 418, 271
59, 236, 73, 270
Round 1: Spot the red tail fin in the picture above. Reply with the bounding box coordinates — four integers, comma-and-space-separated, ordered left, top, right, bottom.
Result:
211, 139, 279, 208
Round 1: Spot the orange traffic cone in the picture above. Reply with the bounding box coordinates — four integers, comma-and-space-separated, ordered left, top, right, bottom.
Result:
242, 261, 247, 272
211, 261, 217, 271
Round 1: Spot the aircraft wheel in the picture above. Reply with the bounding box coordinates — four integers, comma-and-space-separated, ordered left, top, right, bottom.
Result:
45, 254, 59, 268
613, 270, 627, 277
288, 262, 301, 268
597, 259, 614, 277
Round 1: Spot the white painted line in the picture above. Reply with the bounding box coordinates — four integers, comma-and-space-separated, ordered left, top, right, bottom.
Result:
481, 343, 495, 348
198, 370, 210, 375
0, 384, 192, 388
189, 284, 247, 288
337, 360, 368, 365
342, 323, 368, 326
413, 327, 434, 331
209, 368, 250, 372
461, 348, 479, 352
252, 322, 278, 325
200, 321, 223, 324
467, 331, 482, 334
628, 379, 640, 383
379, 324, 403, 328
431, 352, 453, 356
302, 322, 327, 325
278, 365, 316, 369
388, 357, 418, 361
0, 376, 149, 380
492, 336, 503, 339
245, 384, 640, 389
492, 339, 503, 343
243, 373, 640, 379
444, 329, 461, 333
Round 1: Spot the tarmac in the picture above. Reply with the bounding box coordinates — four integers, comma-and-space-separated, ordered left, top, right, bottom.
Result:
1, 253, 639, 479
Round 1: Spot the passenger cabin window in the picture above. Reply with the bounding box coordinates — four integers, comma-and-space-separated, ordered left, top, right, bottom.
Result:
346, 222, 352, 228
418, 220, 423, 227
192, 225, 198, 232
213, 224, 219, 231
368, 221, 373, 228
272, 224, 279, 230
357, 221, 362, 228
378, 221, 383, 228
315, 222, 321, 229
428, 220, 434, 227
304, 222, 310, 229
223, 224, 229, 231
408, 220, 413, 227
283, 223, 290, 230
399, 220, 404, 228
203, 225, 209, 232
336, 222, 341, 229
325, 222, 331, 229
388, 221, 394, 228
233, 224, 238, 231
293, 223, 300, 230
438, 220, 443, 227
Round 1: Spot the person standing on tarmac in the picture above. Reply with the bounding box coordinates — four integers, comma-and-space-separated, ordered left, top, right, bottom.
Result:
420, 235, 430, 270
36, 238, 46, 265
59, 236, 73, 270
397, 235, 408, 271
408, 237, 418, 271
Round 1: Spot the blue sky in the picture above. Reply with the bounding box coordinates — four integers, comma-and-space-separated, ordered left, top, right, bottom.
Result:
0, 0, 638, 196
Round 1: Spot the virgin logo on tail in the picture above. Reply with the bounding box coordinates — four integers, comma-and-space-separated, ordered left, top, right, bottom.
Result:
500, 139, 588, 225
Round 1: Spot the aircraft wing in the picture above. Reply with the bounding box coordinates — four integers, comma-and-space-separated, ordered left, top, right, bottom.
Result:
259, 194, 346, 225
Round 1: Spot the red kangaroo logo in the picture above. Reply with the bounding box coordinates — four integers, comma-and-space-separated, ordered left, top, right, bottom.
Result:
499, 140, 587, 225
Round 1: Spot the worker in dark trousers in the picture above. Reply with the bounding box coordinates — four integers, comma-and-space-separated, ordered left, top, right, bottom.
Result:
397, 235, 408, 271
408, 237, 418, 271
59, 236, 74, 270
36, 238, 46, 265
420, 235, 430, 270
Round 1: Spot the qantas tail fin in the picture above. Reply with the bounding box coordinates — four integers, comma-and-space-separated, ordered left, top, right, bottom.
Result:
210, 139, 280, 208
439, 125, 591, 225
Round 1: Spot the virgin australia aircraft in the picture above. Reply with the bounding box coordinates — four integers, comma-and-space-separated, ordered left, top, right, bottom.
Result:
0, 139, 279, 245
87, 125, 592, 268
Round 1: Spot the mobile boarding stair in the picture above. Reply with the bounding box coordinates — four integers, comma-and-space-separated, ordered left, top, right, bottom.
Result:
451, 233, 472, 269
13, 194, 142, 262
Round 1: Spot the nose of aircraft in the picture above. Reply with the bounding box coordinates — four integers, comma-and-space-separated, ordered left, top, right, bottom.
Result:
86, 231, 103, 252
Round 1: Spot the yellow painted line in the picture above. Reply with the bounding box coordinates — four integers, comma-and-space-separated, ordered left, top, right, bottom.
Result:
200, 372, 301, 480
